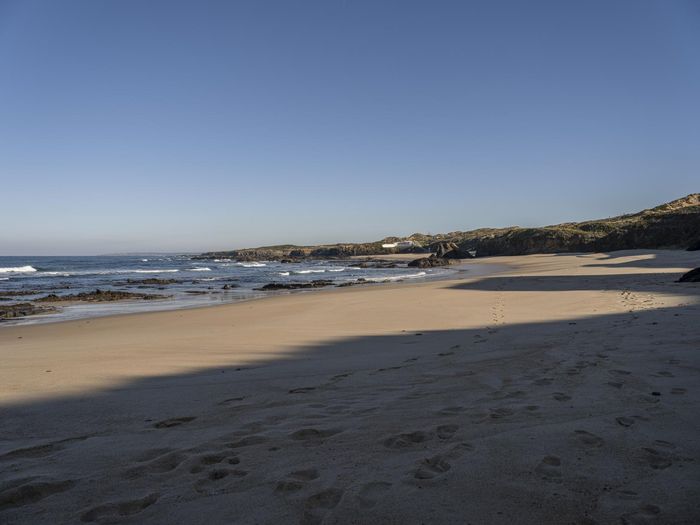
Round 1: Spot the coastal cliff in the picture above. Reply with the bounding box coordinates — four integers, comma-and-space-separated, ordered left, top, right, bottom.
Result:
197, 194, 700, 260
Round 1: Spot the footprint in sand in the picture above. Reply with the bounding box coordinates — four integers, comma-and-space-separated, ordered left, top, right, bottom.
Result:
535, 455, 562, 482
620, 504, 661, 524
640, 448, 672, 470
383, 431, 431, 449
0, 479, 75, 511
411, 441, 474, 481
414, 455, 451, 479
276, 469, 320, 493
438, 406, 465, 416
0, 436, 89, 462
289, 387, 316, 394
217, 396, 246, 406
376, 366, 403, 372
533, 378, 553, 386
80, 493, 159, 522
301, 488, 343, 525
436, 424, 459, 440
652, 371, 674, 378
671, 388, 687, 395
616, 417, 635, 428
615, 490, 640, 501
489, 407, 514, 420
573, 430, 605, 448
290, 428, 342, 443
193, 468, 248, 494
153, 416, 196, 429
356, 481, 391, 508
552, 392, 572, 402
189, 452, 240, 474
226, 435, 267, 449
124, 451, 187, 479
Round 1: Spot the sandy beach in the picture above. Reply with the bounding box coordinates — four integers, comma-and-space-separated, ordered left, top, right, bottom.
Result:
1, 250, 699, 524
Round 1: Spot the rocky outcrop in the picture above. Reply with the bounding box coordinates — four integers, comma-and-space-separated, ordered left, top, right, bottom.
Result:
125, 278, 181, 285
0, 303, 56, 320
678, 268, 700, 283
256, 280, 334, 291
36, 289, 168, 302
407, 256, 452, 268
433, 242, 474, 259
0, 290, 41, 296
336, 279, 370, 287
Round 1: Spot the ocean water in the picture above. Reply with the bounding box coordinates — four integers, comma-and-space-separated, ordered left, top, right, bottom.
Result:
0, 255, 451, 325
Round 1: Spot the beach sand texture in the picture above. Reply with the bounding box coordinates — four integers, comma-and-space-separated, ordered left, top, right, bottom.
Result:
1, 250, 699, 524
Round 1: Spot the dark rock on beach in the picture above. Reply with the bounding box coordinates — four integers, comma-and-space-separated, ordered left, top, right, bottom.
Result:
0, 302, 57, 320
354, 259, 398, 269
408, 256, 452, 268
678, 268, 700, 283
36, 289, 168, 302
433, 242, 474, 259
125, 278, 181, 285
257, 280, 335, 291
336, 279, 370, 287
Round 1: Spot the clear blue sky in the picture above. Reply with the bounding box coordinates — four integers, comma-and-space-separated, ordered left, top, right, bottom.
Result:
1, 0, 698, 255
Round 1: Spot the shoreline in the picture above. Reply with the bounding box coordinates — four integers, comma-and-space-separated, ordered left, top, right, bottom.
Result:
0, 257, 502, 328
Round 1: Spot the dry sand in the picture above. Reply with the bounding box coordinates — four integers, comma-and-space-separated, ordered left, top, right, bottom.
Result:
1, 250, 699, 524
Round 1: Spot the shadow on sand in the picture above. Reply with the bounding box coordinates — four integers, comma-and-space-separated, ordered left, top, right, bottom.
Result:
1, 270, 699, 524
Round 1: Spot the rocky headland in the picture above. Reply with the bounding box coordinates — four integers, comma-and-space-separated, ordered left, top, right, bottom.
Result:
196, 194, 700, 261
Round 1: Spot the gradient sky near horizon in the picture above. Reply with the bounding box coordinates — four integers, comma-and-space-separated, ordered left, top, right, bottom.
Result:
1, 0, 698, 255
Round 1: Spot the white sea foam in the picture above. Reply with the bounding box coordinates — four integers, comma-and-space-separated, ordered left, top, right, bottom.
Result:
328, 268, 345, 272
189, 267, 211, 272
214, 259, 232, 262
42, 272, 71, 277
0, 277, 8, 280
0, 265, 37, 274
236, 262, 267, 267
141, 259, 149, 262
295, 269, 326, 274
364, 271, 427, 282
200, 277, 217, 281
278, 271, 290, 276
133, 269, 179, 274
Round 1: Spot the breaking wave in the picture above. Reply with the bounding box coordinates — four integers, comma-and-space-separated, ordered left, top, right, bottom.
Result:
0, 265, 37, 274
364, 271, 427, 282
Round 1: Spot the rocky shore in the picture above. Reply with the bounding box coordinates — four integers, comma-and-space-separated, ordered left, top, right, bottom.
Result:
0, 289, 170, 322
0, 302, 57, 320
35, 289, 169, 303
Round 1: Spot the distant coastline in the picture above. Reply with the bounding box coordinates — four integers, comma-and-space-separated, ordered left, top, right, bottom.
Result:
195, 193, 700, 262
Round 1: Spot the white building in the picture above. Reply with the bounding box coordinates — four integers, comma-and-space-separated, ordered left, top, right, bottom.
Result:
382, 240, 415, 250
